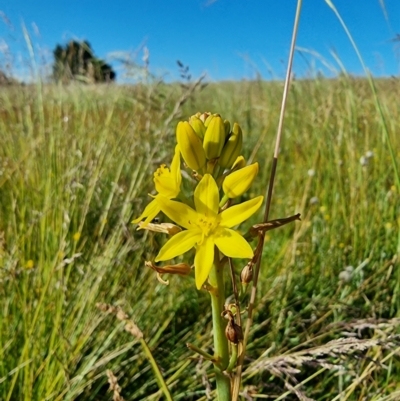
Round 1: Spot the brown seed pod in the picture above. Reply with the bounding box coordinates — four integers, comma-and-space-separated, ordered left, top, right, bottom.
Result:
240, 260, 254, 284
222, 309, 243, 344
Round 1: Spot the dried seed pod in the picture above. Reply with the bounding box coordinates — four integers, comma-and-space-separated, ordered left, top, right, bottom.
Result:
225, 319, 243, 344
145, 261, 192, 276
240, 260, 254, 284
222, 309, 243, 344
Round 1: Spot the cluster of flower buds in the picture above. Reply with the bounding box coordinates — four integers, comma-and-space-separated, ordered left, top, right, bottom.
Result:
177, 112, 243, 172
176, 112, 259, 207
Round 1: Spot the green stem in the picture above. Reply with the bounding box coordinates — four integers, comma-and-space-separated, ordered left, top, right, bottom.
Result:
219, 193, 229, 208
206, 160, 216, 175
226, 344, 238, 373
139, 338, 173, 401
209, 264, 231, 400
186, 342, 217, 363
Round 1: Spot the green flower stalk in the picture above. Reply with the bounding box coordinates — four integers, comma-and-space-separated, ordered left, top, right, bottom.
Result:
133, 112, 268, 401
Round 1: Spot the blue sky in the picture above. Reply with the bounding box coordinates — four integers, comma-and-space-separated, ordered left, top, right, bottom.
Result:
0, 1, 399, 82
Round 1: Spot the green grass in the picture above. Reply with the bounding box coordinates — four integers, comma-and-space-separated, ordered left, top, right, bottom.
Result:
0, 76, 399, 400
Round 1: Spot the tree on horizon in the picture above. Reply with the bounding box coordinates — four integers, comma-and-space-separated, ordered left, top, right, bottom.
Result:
52, 40, 116, 84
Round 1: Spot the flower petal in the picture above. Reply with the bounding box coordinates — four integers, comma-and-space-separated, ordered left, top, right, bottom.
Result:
156, 197, 198, 230
154, 167, 178, 198
214, 227, 254, 258
171, 145, 182, 189
194, 174, 219, 217
154, 147, 181, 198
220, 196, 264, 228
155, 229, 201, 261
132, 198, 160, 225
194, 236, 215, 289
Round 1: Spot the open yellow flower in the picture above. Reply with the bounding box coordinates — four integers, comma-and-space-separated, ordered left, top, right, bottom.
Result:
155, 174, 263, 289
132, 145, 181, 226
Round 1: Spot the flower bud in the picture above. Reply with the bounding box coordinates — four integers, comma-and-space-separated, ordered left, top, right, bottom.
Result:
198, 111, 211, 123
204, 113, 216, 127
176, 121, 206, 171
203, 115, 226, 160
189, 115, 206, 139
219, 123, 243, 168
232, 155, 246, 170
240, 260, 254, 284
224, 120, 231, 136
223, 162, 259, 198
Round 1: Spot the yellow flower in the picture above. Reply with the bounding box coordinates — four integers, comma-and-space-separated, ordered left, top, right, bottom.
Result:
155, 174, 263, 289
132, 145, 182, 226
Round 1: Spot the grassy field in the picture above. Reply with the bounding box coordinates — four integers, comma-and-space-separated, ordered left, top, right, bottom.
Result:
0, 76, 399, 400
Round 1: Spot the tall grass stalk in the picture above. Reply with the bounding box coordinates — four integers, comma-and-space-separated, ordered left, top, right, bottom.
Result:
232, 1, 303, 398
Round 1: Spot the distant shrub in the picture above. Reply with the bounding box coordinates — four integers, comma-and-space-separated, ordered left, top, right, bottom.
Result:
52, 40, 116, 84
0, 70, 20, 86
